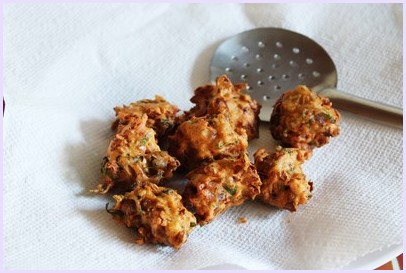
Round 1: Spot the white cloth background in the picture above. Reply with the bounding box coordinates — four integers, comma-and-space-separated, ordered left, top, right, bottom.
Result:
3, 3, 403, 270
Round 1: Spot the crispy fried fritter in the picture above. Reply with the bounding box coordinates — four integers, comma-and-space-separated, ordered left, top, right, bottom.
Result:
92, 114, 180, 194
168, 114, 248, 171
183, 154, 261, 225
108, 183, 197, 249
254, 147, 313, 212
179, 75, 261, 140
270, 85, 340, 150
113, 95, 179, 137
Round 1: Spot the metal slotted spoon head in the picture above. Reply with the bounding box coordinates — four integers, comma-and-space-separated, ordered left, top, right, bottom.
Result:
210, 28, 338, 121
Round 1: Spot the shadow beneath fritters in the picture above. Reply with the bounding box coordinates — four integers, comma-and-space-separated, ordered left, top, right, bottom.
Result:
65, 119, 113, 196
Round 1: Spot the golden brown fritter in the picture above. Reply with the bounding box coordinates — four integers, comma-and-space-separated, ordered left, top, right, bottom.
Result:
183, 154, 261, 225
254, 147, 313, 212
168, 114, 248, 171
270, 85, 340, 150
92, 114, 180, 194
107, 183, 197, 249
179, 75, 261, 140
113, 95, 179, 137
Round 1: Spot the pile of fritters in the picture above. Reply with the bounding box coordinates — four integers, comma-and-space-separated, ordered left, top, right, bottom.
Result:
91, 75, 340, 249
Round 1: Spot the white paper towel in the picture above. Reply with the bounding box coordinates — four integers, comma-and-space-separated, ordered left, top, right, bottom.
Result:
3, 3, 403, 270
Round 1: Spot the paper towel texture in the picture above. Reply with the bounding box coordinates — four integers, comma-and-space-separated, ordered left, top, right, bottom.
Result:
3, 3, 402, 270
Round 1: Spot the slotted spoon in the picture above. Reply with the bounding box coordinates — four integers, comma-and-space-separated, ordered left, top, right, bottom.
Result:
210, 28, 402, 128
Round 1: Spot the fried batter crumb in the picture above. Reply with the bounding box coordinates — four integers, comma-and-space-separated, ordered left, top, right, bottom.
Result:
238, 217, 248, 224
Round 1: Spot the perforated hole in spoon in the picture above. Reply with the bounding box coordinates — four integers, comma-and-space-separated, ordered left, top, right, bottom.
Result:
210, 28, 337, 121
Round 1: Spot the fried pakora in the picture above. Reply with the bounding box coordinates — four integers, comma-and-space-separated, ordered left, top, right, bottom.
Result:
183, 154, 261, 225
254, 147, 313, 212
270, 85, 340, 150
179, 75, 261, 140
113, 95, 179, 137
168, 114, 248, 171
107, 183, 197, 249
92, 114, 180, 194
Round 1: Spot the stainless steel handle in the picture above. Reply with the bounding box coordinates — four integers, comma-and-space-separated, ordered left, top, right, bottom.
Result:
318, 88, 403, 129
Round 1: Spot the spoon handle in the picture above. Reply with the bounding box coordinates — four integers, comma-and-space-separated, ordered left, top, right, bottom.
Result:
318, 88, 403, 129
